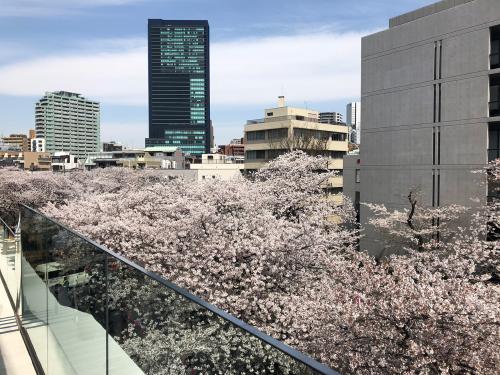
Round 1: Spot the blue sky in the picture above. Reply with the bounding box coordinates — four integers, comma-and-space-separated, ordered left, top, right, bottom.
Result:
0, 0, 434, 147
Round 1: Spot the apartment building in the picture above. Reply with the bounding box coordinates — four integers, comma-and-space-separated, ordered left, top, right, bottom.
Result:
358, 0, 499, 256
35, 91, 100, 159
1, 134, 29, 151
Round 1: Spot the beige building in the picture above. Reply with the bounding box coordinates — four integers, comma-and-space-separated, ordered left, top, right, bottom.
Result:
1, 134, 29, 152
21, 152, 52, 171
244, 96, 348, 190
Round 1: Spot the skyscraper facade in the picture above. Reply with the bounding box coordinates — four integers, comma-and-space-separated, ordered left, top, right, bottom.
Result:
146, 19, 211, 156
35, 91, 100, 159
346, 102, 361, 144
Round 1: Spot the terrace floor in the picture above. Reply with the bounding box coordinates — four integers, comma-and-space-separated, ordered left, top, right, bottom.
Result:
0, 279, 35, 374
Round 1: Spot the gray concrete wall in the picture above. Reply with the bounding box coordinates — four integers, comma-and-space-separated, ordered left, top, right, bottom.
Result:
360, 0, 494, 256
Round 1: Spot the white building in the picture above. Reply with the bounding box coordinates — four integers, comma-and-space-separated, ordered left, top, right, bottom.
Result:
31, 138, 46, 152
51, 152, 79, 172
189, 154, 244, 181
346, 102, 361, 143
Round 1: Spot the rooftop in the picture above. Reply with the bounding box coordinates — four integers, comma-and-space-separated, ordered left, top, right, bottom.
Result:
389, 0, 474, 28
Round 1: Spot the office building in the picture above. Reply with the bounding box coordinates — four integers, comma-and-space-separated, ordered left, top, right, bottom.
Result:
145, 19, 211, 156
319, 112, 343, 125
35, 91, 100, 159
346, 102, 361, 143
244, 97, 348, 191
357, 0, 497, 256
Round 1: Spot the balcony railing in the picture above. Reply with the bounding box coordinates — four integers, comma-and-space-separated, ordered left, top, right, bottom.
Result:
0, 206, 340, 375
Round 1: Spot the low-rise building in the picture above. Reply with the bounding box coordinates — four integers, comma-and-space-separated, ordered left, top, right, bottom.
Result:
189, 154, 244, 181
51, 152, 80, 172
20, 152, 52, 171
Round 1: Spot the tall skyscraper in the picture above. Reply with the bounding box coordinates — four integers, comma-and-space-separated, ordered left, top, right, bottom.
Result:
146, 19, 211, 156
346, 102, 361, 143
35, 91, 100, 159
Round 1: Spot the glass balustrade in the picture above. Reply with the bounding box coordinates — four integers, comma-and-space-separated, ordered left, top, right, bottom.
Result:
0, 206, 340, 375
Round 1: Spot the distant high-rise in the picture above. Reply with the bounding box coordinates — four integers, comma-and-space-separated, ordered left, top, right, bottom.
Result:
346, 102, 361, 143
146, 19, 211, 156
35, 91, 100, 159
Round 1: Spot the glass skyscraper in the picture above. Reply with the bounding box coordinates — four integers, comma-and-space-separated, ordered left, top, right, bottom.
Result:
146, 19, 211, 156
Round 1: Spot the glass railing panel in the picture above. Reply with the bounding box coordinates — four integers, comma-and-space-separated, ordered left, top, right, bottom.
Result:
21, 207, 108, 375
107, 257, 321, 375
0, 218, 20, 312
20, 208, 50, 373
46, 226, 108, 374
20, 206, 339, 375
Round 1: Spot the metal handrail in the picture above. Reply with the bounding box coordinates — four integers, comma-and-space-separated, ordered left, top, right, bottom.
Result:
0, 215, 15, 236
21, 205, 340, 375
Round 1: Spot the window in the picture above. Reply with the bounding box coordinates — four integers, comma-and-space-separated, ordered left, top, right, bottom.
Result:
267, 112, 274, 116
246, 150, 266, 160
247, 131, 266, 141
489, 123, 500, 161
267, 128, 287, 140
331, 133, 347, 142
355, 169, 361, 183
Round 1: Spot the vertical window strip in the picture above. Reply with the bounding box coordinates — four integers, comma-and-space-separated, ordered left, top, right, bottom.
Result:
437, 170, 441, 207
434, 41, 438, 80
433, 127, 436, 165
437, 126, 441, 165
433, 84, 437, 123
438, 83, 442, 123
432, 169, 436, 207
439, 40, 443, 79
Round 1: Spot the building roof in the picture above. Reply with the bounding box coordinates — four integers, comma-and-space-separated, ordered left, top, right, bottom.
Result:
389, 0, 474, 28
144, 146, 180, 153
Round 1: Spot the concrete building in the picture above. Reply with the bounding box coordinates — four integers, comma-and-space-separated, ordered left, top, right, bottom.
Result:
319, 112, 343, 125
343, 154, 361, 223
20, 152, 52, 171
145, 20, 211, 155
357, 0, 498, 256
346, 102, 361, 143
35, 91, 100, 159
244, 97, 348, 192
84, 146, 185, 170
1, 134, 29, 152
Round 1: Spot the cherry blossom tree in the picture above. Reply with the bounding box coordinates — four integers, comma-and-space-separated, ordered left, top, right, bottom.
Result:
0, 154, 498, 374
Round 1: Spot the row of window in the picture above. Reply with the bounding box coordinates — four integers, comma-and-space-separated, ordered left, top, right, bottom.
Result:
246, 129, 347, 142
